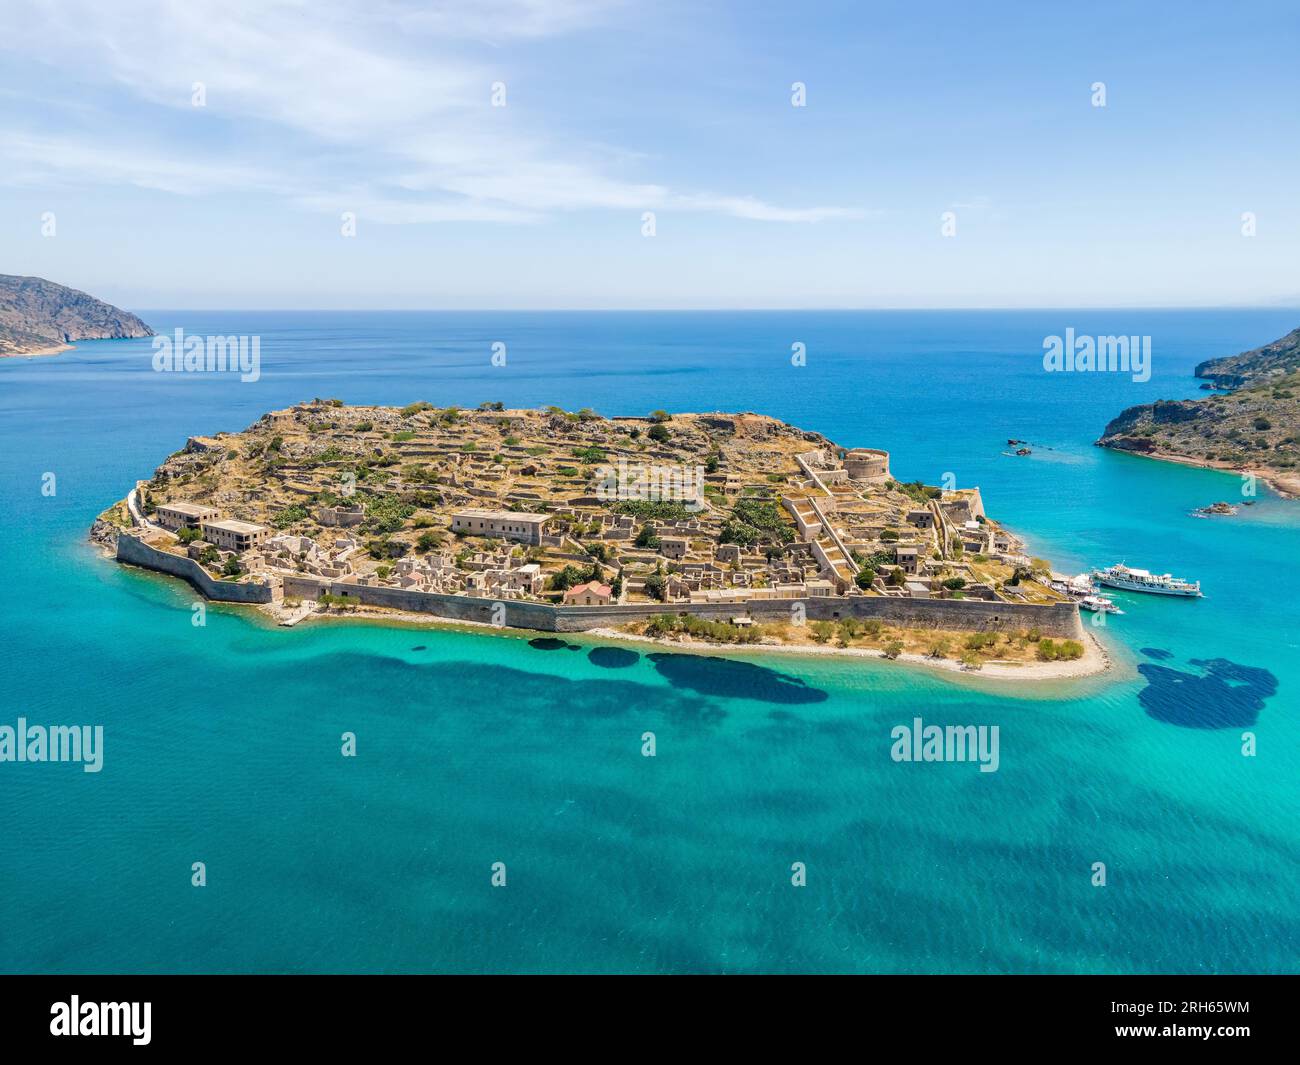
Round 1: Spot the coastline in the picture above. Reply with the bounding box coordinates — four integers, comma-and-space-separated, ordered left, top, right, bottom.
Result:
585, 624, 1113, 682
255, 596, 1113, 684
0, 343, 73, 358
1100, 443, 1300, 500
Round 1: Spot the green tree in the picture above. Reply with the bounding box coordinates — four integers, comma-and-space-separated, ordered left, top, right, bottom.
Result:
810, 621, 836, 643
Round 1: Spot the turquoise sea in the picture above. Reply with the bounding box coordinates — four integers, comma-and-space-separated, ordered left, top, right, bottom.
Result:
1, 309, 1297, 974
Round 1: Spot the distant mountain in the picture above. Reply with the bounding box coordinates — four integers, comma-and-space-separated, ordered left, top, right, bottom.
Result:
0, 274, 153, 356
1097, 326, 1300, 498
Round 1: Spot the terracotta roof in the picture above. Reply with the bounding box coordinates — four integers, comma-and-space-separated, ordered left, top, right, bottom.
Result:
564, 581, 612, 599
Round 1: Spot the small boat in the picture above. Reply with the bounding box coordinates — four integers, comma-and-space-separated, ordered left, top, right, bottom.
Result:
1092, 563, 1201, 597
1078, 594, 1124, 615
1048, 572, 1097, 597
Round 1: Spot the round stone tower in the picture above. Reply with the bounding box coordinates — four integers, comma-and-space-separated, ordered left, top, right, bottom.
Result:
844, 447, 890, 482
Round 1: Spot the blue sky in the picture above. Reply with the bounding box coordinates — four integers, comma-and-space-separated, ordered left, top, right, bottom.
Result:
1, 0, 1297, 309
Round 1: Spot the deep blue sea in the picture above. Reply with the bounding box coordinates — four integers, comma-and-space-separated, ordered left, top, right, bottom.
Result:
1, 309, 1297, 973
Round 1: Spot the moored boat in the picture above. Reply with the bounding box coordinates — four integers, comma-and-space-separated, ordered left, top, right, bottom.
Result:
1092, 563, 1201, 597
1078, 594, 1124, 615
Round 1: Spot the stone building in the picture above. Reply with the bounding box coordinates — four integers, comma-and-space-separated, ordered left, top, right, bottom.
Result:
200, 518, 271, 553
451, 508, 551, 545
564, 580, 613, 606
317, 503, 365, 528
156, 501, 220, 532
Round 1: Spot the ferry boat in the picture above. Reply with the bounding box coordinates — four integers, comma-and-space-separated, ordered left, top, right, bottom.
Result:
1092, 563, 1202, 597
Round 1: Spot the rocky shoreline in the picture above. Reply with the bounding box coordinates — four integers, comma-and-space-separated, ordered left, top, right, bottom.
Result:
1096, 325, 1299, 500
0, 273, 153, 356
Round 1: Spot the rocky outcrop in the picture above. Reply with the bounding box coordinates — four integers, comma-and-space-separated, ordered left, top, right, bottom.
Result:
89, 517, 121, 552
1097, 326, 1300, 496
0, 274, 153, 355
1194, 326, 1300, 389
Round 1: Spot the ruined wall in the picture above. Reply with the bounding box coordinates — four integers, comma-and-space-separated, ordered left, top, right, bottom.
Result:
116, 533, 274, 604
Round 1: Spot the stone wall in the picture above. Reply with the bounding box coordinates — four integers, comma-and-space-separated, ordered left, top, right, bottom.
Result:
116, 533, 274, 604
278, 574, 1081, 637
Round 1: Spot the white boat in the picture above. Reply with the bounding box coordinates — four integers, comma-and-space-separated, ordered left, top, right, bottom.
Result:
1048, 572, 1097, 597
1092, 563, 1201, 597
1078, 594, 1124, 615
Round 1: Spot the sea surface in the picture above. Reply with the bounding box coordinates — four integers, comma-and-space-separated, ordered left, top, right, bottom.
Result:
1, 309, 1297, 974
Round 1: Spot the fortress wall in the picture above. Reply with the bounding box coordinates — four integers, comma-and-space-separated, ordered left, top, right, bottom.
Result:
116, 533, 274, 604
276, 574, 1082, 637
281, 575, 556, 629
801, 595, 1082, 637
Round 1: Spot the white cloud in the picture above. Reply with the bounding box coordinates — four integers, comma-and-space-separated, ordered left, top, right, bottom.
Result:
0, 0, 863, 225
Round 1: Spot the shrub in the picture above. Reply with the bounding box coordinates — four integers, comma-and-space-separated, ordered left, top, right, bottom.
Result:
882, 640, 904, 659
271, 504, 310, 529
810, 621, 836, 643
363, 494, 414, 534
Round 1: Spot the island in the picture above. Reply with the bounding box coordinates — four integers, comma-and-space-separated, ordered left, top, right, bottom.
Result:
91, 401, 1101, 677
0, 273, 153, 356
1097, 326, 1300, 498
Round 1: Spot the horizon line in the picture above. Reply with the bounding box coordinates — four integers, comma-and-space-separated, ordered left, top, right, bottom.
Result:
130, 304, 1300, 314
